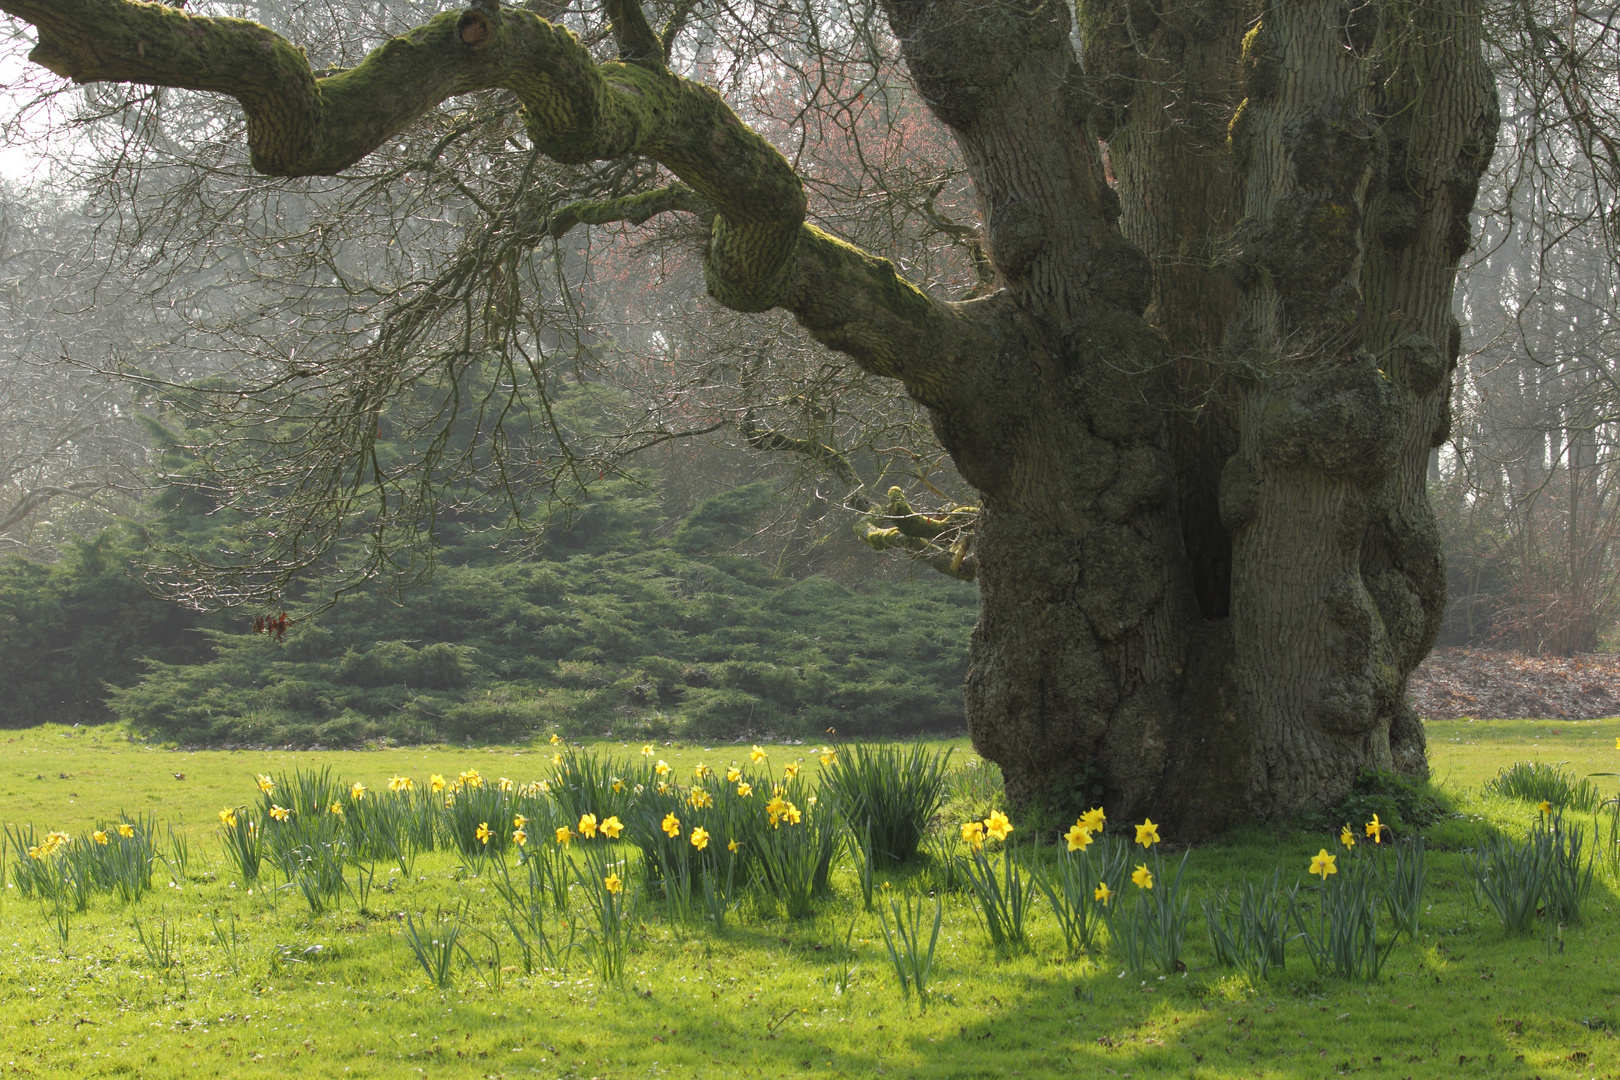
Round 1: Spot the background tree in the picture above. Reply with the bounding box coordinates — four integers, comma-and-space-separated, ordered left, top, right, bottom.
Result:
0, 0, 1499, 832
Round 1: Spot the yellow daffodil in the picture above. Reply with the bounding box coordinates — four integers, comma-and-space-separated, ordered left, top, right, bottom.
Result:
962, 820, 986, 849
269, 804, 291, 823
555, 826, 574, 847
1340, 825, 1356, 848
766, 796, 789, 827
579, 813, 599, 839
1135, 818, 1160, 848
612, 778, 625, 793
550, 733, 562, 745
1309, 848, 1337, 878
331, 801, 345, 815
655, 759, 671, 777
513, 829, 527, 847
1615, 737, 1620, 750
661, 812, 681, 838
1537, 800, 1553, 817
605, 872, 623, 894
601, 815, 624, 839
691, 827, 710, 851
694, 763, 711, 778
1081, 807, 1107, 834
117, 823, 134, 838
92, 830, 108, 845
737, 781, 753, 798
442, 796, 454, 809
784, 803, 802, 825
218, 808, 237, 827
728, 838, 740, 853
430, 774, 446, 793
784, 762, 800, 779
551, 752, 563, 765
1094, 882, 1115, 906
657, 782, 670, 794
1132, 863, 1154, 890
350, 782, 366, 800
750, 745, 767, 764
387, 775, 411, 793
689, 787, 713, 809
985, 810, 1013, 842
1064, 823, 1093, 852
476, 822, 493, 845
1366, 814, 1386, 842
726, 766, 742, 783
499, 776, 514, 792
461, 769, 483, 788
256, 774, 275, 794
819, 746, 837, 765
514, 814, 528, 828
642, 743, 654, 757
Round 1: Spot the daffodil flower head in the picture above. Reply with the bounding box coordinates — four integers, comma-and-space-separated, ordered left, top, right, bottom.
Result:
1365, 814, 1386, 842
691, 827, 710, 851
661, 812, 681, 838
218, 808, 238, 827
1094, 882, 1115, 906
555, 826, 574, 847
550, 733, 562, 745
514, 814, 528, 828
726, 766, 742, 783
601, 815, 624, 839
430, 774, 446, 793
1309, 848, 1338, 878
819, 746, 837, 765
984, 810, 1013, 842
961, 820, 986, 850
612, 778, 625, 793
256, 774, 275, 794
1132, 863, 1154, 890
476, 822, 493, 845
727, 838, 740, 853
688, 787, 713, 809
605, 872, 623, 894
117, 823, 134, 838
1080, 807, 1107, 833
1537, 800, 1553, 817
578, 813, 599, 839
1340, 825, 1356, 848
269, 804, 291, 822
92, 830, 108, 845
750, 745, 767, 764
736, 781, 753, 798
331, 801, 345, 815
499, 777, 514, 792
783, 802, 802, 825
641, 743, 654, 757
350, 781, 366, 801
1064, 823, 1093, 852
694, 763, 711, 778
387, 775, 409, 793
1134, 818, 1160, 848
784, 762, 800, 779
513, 829, 528, 847
655, 759, 671, 777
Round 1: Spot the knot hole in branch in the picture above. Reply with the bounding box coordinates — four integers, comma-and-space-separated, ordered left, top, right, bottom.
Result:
458, 3, 501, 49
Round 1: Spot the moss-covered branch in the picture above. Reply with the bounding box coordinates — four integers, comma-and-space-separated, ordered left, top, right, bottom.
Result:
856, 486, 978, 581
2, 0, 975, 398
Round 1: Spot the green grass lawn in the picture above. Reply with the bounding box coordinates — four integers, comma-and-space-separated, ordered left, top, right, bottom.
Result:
0, 720, 1618, 1079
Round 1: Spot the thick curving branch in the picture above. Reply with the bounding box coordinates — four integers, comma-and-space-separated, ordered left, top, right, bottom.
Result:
0, 0, 979, 402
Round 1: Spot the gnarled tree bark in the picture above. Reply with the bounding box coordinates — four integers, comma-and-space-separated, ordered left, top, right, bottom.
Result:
0, 0, 1497, 833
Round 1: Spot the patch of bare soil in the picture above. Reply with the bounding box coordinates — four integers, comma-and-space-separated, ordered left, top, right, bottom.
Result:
1408, 647, 1620, 720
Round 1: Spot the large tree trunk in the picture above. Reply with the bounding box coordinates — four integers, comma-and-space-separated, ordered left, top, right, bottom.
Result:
0, 0, 1498, 834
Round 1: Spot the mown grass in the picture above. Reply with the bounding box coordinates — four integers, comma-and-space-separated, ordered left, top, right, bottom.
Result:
0, 719, 1617, 1079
